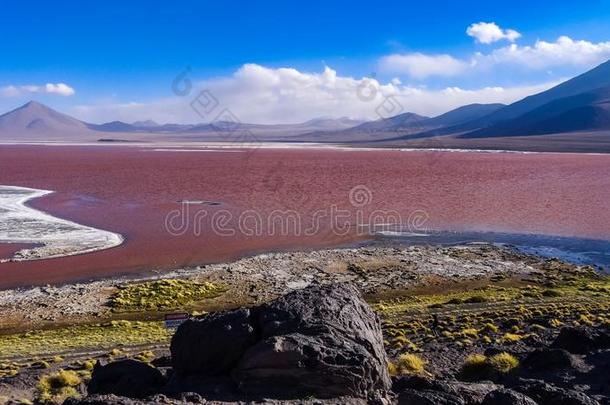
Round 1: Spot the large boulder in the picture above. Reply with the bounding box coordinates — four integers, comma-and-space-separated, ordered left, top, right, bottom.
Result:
552, 327, 610, 354
171, 308, 256, 376
87, 360, 165, 399
169, 282, 391, 400
231, 283, 391, 399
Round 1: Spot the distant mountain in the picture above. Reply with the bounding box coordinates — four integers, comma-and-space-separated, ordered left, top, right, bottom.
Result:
86, 116, 364, 137
388, 59, 610, 140
346, 112, 429, 133
463, 86, 610, 137
90, 119, 165, 132
4, 59, 610, 146
524, 103, 610, 135
132, 120, 158, 128
479, 59, 610, 126
298, 117, 366, 131
424, 103, 505, 128
178, 117, 367, 137
0, 101, 90, 139
304, 104, 507, 143
88, 121, 137, 132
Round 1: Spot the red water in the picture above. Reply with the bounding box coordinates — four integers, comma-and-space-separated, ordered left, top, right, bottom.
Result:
0, 243, 37, 259
1, 145, 609, 289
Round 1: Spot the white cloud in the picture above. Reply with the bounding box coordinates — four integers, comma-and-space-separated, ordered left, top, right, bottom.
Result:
379, 36, 610, 79
71, 64, 559, 124
483, 36, 610, 69
467, 22, 521, 44
378, 53, 470, 78
0, 82, 75, 97
44, 83, 75, 96
1, 83, 76, 97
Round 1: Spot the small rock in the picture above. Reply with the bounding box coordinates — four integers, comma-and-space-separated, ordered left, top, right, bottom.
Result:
397, 389, 465, 405
64, 394, 141, 405
552, 327, 610, 354
482, 388, 538, 405
523, 348, 577, 370
515, 379, 600, 405
88, 360, 165, 399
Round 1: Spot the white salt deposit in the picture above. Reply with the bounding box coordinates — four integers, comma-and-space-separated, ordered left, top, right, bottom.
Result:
0, 185, 124, 262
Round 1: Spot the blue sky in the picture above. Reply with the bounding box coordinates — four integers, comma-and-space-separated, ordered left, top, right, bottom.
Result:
2, 0, 610, 123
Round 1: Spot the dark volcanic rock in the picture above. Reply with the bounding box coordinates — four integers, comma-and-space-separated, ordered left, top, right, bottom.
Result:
523, 348, 578, 370
391, 376, 501, 405
583, 350, 610, 397
397, 388, 465, 405
232, 283, 391, 399
392, 375, 460, 396
87, 360, 165, 399
64, 394, 141, 405
393, 376, 466, 405
482, 388, 538, 405
167, 283, 390, 400
171, 308, 256, 376
515, 379, 600, 405
164, 374, 238, 398
552, 327, 610, 354
64, 394, 205, 405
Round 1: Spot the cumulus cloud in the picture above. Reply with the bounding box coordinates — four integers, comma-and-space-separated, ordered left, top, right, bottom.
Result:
484, 36, 610, 69
0, 83, 75, 97
378, 53, 470, 78
71, 64, 559, 124
467, 22, 521, 44
380, 36, 610, 79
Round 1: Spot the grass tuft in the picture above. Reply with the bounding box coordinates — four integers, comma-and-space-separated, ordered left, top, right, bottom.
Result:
488, 352, 519, 374
36, 369, 82, 403
395, 353, 427, 375
461, 353, 488, 375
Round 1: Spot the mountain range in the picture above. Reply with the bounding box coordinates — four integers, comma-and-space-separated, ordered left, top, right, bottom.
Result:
2, 58, 610, 149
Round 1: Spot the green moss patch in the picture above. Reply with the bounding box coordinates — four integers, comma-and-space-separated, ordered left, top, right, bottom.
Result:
110, 279, 226, 312
0, 320, 171, 359
376, 274, 610, 353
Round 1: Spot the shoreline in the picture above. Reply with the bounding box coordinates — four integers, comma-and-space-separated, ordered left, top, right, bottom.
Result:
2, 227, 609, 291
0, 241, 594, 334
2, 140, 610, 155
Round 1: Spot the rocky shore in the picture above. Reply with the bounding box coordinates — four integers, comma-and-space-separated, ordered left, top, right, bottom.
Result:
0, 243, 608, 404
0, 243, 562, 331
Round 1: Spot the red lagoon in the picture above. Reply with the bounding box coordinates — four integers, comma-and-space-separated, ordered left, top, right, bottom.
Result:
1, 145, 609, 288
